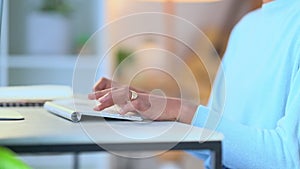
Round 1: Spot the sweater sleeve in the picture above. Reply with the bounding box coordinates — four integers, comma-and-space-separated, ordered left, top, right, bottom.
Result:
192, 68, 300, 169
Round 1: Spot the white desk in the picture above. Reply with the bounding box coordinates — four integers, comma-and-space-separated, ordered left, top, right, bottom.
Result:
0, 107, 223, 169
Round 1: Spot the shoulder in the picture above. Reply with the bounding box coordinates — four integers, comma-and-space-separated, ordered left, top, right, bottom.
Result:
288, 1, 300, 14
227, 8, 262, 41
232, 9, 261, 32
284, 1, 300, 24
284, 1, 300, 59
223, 8, 261, 53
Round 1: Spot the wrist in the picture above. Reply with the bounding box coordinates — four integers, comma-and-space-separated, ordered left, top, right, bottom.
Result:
176, 100, 198, 124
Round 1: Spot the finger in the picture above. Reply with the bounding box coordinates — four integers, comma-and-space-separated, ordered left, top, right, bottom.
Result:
93, 92, 114, 111
119, 102, 136, 115
96, 88, 126, 105
88, 88, 111, 100
93, 77, 111, 91
109, 87, 131, 105
94, 87, 129, 111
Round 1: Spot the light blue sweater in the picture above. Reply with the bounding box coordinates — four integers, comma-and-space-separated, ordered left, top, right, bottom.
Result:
192, 0, 300, 168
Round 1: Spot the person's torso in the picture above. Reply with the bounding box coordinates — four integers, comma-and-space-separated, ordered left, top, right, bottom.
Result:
219, 0, 300, 129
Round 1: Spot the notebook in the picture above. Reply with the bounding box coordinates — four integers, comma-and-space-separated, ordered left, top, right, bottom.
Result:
43, 98, 143, 122
0, 85, 73, 120
0, 109, 24, 120
0, 85, 73, 107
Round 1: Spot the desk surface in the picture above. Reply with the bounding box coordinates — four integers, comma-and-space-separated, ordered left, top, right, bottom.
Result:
0, 107, 223, 145
0, 107, 223, 169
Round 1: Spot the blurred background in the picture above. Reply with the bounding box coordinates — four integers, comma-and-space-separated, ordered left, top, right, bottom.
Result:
0, 0, 261, 168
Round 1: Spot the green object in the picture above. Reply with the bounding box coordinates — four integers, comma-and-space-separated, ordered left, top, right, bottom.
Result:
115, 47, 134, 77
40, 0, 72, 17
75, 34, 90, 52
0, 147, 31, 169
116, 48, 133, 65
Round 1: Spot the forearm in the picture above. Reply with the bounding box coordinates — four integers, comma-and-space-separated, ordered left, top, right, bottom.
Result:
133, 93, 198, 123
219, 120, 299, 168
165, 98, 198, 124
192, 106, 300, 169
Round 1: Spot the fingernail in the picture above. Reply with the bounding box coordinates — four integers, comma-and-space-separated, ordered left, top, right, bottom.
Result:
94, 105, 101, 111
98, 97, 104, 103
98, 93, 109, 103
88, 94, 94, 99
119, 110, 126, 115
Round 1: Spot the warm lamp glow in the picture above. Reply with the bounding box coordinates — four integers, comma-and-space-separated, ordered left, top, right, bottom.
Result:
136, 0, 220, 52
138, 0, 220, 2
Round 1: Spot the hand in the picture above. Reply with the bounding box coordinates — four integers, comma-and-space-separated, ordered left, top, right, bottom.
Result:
88, 77, 198, 123
92, 77, 114, 92
92, 77, 144, 93
89, 77, 154, 117
89, 86, 171, 120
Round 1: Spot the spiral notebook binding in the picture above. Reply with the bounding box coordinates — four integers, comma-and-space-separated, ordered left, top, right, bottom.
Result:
0, 101, 45, 107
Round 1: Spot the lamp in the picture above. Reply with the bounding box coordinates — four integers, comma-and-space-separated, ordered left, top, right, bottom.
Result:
137, 0, 220, 52
138, 0, 220, 15
140, 0, 218, 2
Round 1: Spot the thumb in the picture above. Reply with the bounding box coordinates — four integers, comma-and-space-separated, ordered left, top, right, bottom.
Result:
119, 102, 136, 115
